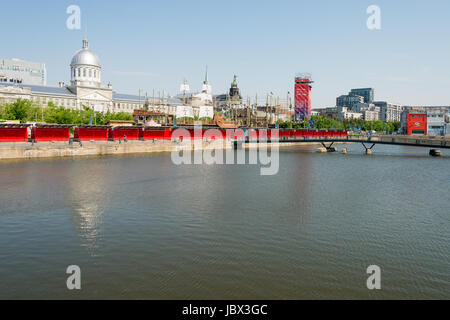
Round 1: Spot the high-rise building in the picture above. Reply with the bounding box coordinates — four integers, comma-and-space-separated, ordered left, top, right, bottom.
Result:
353, 103, 380, 121
336, 94, 364, 109
349, 88, 374, 103
337, 106, 363, 120
373, 101, 403, 122
0, 58, 47, 85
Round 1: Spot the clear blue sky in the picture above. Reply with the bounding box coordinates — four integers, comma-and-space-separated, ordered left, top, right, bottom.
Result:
2, 0, 450, 107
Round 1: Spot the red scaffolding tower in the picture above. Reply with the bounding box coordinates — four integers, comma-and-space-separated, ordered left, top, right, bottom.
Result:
294, 73, 313, 122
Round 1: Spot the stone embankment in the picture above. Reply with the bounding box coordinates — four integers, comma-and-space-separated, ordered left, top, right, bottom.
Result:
0, 140, 231, 160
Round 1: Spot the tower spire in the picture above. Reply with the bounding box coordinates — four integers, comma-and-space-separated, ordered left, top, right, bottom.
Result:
83, 15, 88, 49
204, 66, 208, 85
82, 39, 89, 49
232, 74, 237, 87
201, 66, 212, 95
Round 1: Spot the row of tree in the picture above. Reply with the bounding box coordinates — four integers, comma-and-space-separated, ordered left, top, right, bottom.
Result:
0, 99, 133, 125
2, 99, 402, 132
277, 115, 401, 132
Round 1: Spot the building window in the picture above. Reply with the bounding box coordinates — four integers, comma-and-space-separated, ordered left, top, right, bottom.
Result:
83, 68, 86, 77
94, 70, 97, 78
89, 69, 92, 77
78, 68, 81, 77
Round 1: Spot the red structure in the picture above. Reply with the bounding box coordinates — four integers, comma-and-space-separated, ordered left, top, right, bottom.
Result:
407, 113, 427, 135
74, 126, 110, 142
108, 126, 142, 141
31, 125, 72, 142
294, 74, 313, 122
142, 127, 172, 141
0, 124, 349, 144
0, 124, 30, 142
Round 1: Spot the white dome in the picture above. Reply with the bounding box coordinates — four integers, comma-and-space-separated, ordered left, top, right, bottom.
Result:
71, 49, 101, 67
70, 39, 102, 88
70, 40, 101, 67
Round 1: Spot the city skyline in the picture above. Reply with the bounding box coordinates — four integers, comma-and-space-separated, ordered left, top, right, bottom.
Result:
2, 0, 450, 107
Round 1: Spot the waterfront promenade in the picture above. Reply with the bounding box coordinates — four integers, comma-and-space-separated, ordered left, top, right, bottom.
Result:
0, 140, 230, 160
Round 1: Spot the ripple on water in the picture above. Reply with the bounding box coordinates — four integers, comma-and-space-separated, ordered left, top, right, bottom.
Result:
0, 149, 449, 299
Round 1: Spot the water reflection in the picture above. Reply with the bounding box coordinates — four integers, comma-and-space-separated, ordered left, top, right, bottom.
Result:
66, 160, 112, 255
278, 148, 315, 226
72, 202, 104, 254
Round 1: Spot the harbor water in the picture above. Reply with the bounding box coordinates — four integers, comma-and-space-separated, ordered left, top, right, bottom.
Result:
0, 144, 449, 299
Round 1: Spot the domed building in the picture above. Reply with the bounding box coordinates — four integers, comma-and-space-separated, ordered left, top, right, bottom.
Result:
66, 39, 114, 111
0, 38, 182, 115
70, 39, 102, 88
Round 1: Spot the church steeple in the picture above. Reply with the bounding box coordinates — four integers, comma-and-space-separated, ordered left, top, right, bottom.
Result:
231, 74, 238, 88
229, 75, 241, 99
203, 66, 209, 85
201, 66, 212, 94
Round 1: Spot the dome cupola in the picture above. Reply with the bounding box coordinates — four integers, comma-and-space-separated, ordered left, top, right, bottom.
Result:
70, 39, 102, 87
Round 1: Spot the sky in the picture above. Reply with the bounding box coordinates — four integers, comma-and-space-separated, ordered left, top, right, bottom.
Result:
2, 0, 450, 107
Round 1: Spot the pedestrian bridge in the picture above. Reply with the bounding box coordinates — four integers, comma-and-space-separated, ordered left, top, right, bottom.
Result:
237, 134, 450, 153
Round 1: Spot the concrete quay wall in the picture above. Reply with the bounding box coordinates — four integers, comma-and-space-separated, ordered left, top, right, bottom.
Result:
0, 140, 232, 161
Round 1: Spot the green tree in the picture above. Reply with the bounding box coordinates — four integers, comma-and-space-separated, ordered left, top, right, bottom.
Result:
310, 115, 344, 129
2, 99, 34, 121
43, 103, 74, 124
390, 121, 401, 132
277, 120, 291, 128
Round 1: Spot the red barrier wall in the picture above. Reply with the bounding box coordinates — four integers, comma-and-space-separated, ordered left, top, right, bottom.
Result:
141, 127, 348, 141
142, 128, 172, 141
279, 130, 291, 138
31, 127, 70, 142
0, 125, 348, 144
0, 127, 28, 142
203, 128, 224, 140
110, 127, 141, 141
74, 127, 109, 141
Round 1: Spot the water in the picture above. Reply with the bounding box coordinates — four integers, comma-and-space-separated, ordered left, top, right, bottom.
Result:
0, 144, 449, 299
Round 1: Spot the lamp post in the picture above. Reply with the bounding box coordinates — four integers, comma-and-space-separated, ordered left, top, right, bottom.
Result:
139, 88, 141, 109
269, 92, 274, 127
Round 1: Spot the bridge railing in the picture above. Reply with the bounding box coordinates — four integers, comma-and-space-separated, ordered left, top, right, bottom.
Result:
245, 134, 450, 148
